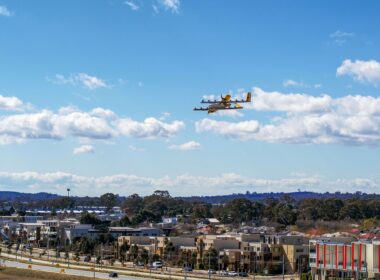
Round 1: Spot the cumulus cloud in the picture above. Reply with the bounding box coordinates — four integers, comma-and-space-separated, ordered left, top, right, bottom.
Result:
251, 87, 332, 113
196, 119, 260, 140
51, 73, 109, 90
337, 59, 380, 86
0, 95, 23, 111
169, 141, 201, 151
0, 104, 184, 145
125, 0, 139, 11
0, 5, 12, 17
116, 117, 185, 139
215, 110, 244, 118
73, 145, 94, 155
0, 171, 377, 196
196, 87, 380, 145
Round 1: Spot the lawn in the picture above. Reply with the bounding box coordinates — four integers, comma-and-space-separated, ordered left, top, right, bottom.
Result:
0, 267, 103, 280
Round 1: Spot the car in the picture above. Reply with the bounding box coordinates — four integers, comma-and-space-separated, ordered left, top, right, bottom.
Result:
238, 271, 248, 277
135, 261, 145, 268
151, 261, 163, 268
227, 271, 238, 276
219, 270, 228, 276
183, 266, 193, 272
208, 269, 216, 274
108, 272, 118, 278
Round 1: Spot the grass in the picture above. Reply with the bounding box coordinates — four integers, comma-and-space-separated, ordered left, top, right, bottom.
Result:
0, 267, 103, 280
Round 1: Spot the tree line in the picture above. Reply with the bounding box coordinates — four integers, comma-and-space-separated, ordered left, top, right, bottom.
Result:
5, 190, 380, 228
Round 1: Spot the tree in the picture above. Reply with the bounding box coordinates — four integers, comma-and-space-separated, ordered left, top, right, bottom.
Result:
202, 248, 218, 270
123, 194, 144, 215
129, 244, 139, 261
80, 212, 101, 226
112, 215, 130, 227
163, 240, 176, 265
100, 193, 118, 211
119, 242, 130, 263
361, 218, 378, 231
216, 198, 258, 224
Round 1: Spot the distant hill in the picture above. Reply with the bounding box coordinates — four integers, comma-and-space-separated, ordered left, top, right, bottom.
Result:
0, 190, 379, 204
180, 191, 380, 204
0, 191, 60, 202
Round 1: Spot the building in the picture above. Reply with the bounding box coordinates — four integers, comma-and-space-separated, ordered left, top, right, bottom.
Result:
63, 224, 93, 245
309, 239, 380, 279
109, 227, 162, 238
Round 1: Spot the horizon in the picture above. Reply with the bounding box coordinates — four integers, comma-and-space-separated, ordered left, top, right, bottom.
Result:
1, 1, 380, 196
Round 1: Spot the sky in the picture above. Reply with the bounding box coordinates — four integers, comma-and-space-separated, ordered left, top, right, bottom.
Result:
1, 0, 380, 196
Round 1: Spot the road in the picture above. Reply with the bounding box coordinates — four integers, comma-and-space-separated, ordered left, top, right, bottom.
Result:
0, 249, 299, 280
3, 259, 145, 280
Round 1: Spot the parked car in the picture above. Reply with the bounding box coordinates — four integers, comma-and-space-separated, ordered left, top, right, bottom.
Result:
238, 271, 248, 277
183, 266, 193, 272
108, 272, 118, 278
208, 269, 216, 274
151, 261, 163, 268
135, 261, 145, 268
227, 271, 238, 276
219, 270, 228, 276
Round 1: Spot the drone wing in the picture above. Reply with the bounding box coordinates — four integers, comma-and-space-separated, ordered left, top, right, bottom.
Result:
218, 105, 243, 110
200, 99, 221, 104
193, 107, 209, 111
228, 92, 252, 103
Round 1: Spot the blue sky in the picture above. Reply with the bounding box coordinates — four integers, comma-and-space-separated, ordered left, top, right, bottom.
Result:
1, 0, 380, 196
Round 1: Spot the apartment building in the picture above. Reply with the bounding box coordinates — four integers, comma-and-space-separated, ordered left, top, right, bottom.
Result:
309, 239, 380, 279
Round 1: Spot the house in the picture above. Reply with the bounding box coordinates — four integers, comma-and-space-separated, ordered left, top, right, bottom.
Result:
63, 224, 93, 245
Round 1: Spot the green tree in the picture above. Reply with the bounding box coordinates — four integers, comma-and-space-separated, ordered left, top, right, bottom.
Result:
123, 194, 144, 215
119, 242, 130, 263
80, 212, 101, 226
202, 248, 218, 270
100, 193, 118, 211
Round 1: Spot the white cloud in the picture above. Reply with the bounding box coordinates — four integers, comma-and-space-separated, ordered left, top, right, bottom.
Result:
160, 0, 180, 13
0, 95, 23, 111
159, 112, 171, 121
329, 30, 355, 45
251, 87, 332, 113
152, 4, 159, 13
0, 104, 184, 145
0, 171, 378, 196
116, 117, 185, 139
196, 119, 260, 140
283, 79, 301, 87
169, 141, 201, 151
196, 87, 380, 145
125, 1, 139, 11
337, 59, 380, 86
330, 30, 355, 38
0, 5, 12, 17
73, 145, 94, 155
283, 79, 322, 89
215, 110, 244, 118
51, 73, 109, 90
128, 145, 146, 152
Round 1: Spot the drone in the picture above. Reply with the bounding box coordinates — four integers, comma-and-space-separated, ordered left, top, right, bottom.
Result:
194, 92, 251, 114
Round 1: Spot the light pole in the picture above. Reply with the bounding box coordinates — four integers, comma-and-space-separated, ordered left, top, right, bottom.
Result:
207, 251, 211, 280
67, 188, 70, 198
